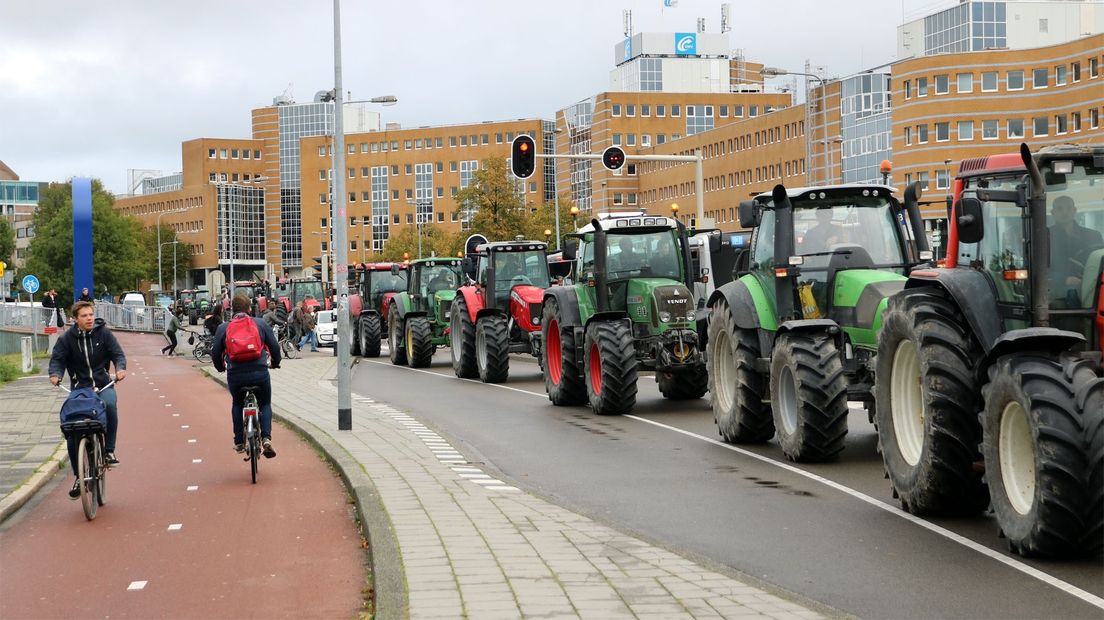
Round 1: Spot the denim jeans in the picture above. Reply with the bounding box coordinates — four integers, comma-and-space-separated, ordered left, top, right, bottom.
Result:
298, 330, 318, 351
227, 369, 273, 445
67, 387, 117, 475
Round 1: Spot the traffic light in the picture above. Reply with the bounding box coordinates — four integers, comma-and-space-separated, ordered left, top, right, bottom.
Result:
0, 261, 5, 278
602, 146, 626, 171
511, 135, 536, 179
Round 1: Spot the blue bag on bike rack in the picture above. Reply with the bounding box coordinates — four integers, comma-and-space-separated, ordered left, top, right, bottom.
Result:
59, 388, 108, 428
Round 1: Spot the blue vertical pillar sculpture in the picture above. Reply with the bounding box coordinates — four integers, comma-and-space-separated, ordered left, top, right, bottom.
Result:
72, 178, 93, 301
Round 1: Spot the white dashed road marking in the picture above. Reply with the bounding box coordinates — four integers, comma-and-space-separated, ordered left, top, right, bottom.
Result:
127, 581, 147, 591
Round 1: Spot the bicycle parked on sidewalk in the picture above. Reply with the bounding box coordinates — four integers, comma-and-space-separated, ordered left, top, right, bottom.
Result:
58, 379, 115, 520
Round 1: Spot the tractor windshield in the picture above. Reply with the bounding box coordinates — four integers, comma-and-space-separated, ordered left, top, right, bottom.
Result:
369, 272, 407, 297
493, 250, 550, 292
293, 281, 324, 304
792, 197, 906, 269
233, 285, 255, 299
1044, 161, 1104, 310
419, 264, 460, 296
604, 231, 682, 281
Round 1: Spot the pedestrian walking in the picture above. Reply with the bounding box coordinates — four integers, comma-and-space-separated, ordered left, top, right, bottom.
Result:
289, 301, 306, 344
297, 306, 319, 352
162, 308, 183, 356
41, 288, 64, 327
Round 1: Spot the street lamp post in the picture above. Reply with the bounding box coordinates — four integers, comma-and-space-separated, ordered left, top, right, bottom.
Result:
159, 241, 179, 298
406, 199, 429, 258
762, 66, 830, 186
156, 208, 187, 293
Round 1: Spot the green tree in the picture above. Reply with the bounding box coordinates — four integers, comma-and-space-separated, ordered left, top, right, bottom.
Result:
379, 225, 462, 262
453, 156, 529, 241
0, 218, 15, 267
522, 192, 578, 250
22, 180, 148, 300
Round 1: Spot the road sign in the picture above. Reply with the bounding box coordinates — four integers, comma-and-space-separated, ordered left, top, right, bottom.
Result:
22, 274, 40, 294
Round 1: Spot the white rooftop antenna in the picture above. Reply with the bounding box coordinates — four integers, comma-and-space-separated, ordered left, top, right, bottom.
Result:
721, 3, 731, 33
697, 17, 706, 33
623, 9, 632, 38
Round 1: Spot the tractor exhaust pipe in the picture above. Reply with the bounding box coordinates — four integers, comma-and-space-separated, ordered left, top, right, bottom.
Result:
676, 220, 694, 291
772, 185, 797, 321
592, 218, 610, 313
903, 181, 930, 258
1020, 143, 1050, 328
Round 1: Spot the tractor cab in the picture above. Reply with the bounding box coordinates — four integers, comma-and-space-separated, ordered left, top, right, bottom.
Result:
355, 263, 408, 315
386, 258, 462, 368
409, 260, 461, 311
289, 278, 329, 311
469, 240, 550, 309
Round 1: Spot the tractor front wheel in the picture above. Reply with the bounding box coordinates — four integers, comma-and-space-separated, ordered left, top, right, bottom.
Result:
450, 297, 477, 378
707, 299, 773, 443
360, 313, 381, 358
476, 314, 510, 383
542, 298, 585, 406
874, 290, 988, 515
388, 309, 407, 365
583, 321, 637, 416
406, 316, 434, 368
769, 331, 849, 462
980, 354, 1102, 558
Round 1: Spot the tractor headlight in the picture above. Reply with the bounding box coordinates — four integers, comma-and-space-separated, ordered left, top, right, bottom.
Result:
686, 310, 695, 321
659, 311, 672, 323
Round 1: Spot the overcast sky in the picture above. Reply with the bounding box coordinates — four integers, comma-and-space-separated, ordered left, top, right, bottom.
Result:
2, 0, 942, 194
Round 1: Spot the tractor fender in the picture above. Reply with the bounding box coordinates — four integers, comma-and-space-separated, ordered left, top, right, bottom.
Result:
455, 286, 486, 322
583, 310, 629, 331
543, 287, 582, 328
985, 328, 1086, 367
476, 307, 505, 321
776, 319, 845, 350
348, 294, 364, 317
708, 279, 761, 331
904, 268, 1003, 354
388, 298, 409, 322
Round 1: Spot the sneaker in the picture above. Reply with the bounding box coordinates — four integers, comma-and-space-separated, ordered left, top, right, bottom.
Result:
234, 443, 246, 453
69, 479, 80, 499
262, 439, 276, 459
105, 452, 119, 466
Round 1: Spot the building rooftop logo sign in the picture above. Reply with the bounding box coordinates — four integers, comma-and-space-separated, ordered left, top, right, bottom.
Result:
675, 32, 696, 55
624, 37, 633, 63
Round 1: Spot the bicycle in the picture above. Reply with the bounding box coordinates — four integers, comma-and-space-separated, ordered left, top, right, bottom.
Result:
277, 325, 299, 360
191, 331, 214, 362
58, 379, 115, 520
241, 386, 262, 483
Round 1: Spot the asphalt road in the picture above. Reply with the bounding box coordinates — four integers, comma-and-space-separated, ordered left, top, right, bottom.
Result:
353, 346, 1104, 619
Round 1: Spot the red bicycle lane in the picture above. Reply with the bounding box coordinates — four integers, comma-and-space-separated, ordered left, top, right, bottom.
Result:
0, 332, 366, 619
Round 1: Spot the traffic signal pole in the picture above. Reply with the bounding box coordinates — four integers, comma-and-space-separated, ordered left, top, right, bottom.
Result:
332, 0, 352, 431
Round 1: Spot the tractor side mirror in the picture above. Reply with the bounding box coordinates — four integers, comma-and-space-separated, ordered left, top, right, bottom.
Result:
562, 238, 578, 261
461, 257, 475, 280
738, 201, 761, 228
956, 197, 985, 244
708, 231, 721, 253
733, 248, 751, 279
390, 264, 400, 276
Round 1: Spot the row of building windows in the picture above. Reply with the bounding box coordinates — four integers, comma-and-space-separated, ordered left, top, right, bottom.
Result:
207, 148, 262, 160
326, 129, 541, 156
320, 160, 483, 179
641, 119, 805, 176
643, 158, 807, 205
904, 107, 1101, 144
318, 181, 541, 205
207, 172, 263, 183
609, 102, 770, 119
903, 55, 1101, 98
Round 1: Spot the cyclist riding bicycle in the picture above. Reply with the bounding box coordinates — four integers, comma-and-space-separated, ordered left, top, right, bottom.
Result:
48, 301, 127, 498
212, 294, 281, 457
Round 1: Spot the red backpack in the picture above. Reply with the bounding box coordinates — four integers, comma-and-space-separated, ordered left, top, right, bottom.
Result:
225, 316, 264, 363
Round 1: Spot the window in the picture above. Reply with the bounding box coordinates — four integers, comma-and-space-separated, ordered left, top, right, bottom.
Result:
671, 104, 681, 117
718, 105, 727, 117
982, 120, 999, 140
243, 150, 251, 159
404, 140, 412, 150
1039, 18, 1048, 33
436, 137, 443, 148
1056, 65, 1067, 86
904, 126, 912, 145
1072, 62, 1081, 83
733, 105, 743, 117
220, 148, 227, 159
958, 120, 974, 141
919, 171, 930, 189
981, 71, 998, 92
1033, 116, 1048, 136
1033, 68, 1048, 88
391, 165, 398, 176
917, 77, 928, 96
404, 164, 412, 175
641, 103, 651, 116
435, 162, 443, 173
254, 150, 261, 160
656, 134, 666, 145
208, 148, 216, 159
480, 134, 488, 145
1007, 70, 1024, 90
361, 166, 369, 176
1091, 108, 1099, 129
626, 134, 636, 146
904, 80, 911, 99
415, 138, 423, 149
936, 122, 950, 142
319, 170, 326, 180
348, 167, 355, 178
321, 218, 328, 228
918, 124, 929, 144
1008, 118, 1024, 138
936, 170, 949, 190
626, 104, 635, 117
1091, 57, 1100, 79
449, 136, 457, 147
1056, 114, 1068, 134
957, 73, 973, 93
347, 144, 354, 154
450, 161, 458, 172
612, 104, 622, 116
934, 74, 949, 94
612, 133, 622, 146
656, 104, 665, 117
348, 192, 356, 202
1072, 111, 1082, 132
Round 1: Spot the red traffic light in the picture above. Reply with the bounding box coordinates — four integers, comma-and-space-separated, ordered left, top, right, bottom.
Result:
511, 135, 536, 179
602, 146, 626, 171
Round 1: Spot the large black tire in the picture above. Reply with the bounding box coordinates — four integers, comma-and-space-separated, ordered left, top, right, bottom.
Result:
350, 317, 362, 356
275, 304, 288, 324
476, 314, 510, 383
1079, 373, 1104, 556
769, 331, 849, 462
657, 364, 708, 400
189, 310, 198, 326
541, 298, 585, 405
707, 299, 773, 443
406, 316, 434, 368
450, 297, 477, 378
360, 313, 382, 358
583, 320, 637, 416
388, 308, 407, 365
874, 290, 988, 515
980, 355, 1102, 558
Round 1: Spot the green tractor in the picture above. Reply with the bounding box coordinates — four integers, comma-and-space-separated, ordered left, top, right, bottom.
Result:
386, 257, 462, 368
542, 213, 707, 416
706, 183, 929, 462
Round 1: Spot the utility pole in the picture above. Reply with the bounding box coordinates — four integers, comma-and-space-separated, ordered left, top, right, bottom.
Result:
332, 0, 352, 431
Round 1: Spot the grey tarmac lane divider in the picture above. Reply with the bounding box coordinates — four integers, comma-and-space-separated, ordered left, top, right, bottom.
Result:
203, 356, 834, 619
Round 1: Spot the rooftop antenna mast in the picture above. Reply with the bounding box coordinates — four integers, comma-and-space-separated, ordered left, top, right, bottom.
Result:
721, 3, 731, 33
623, 9, 632, 38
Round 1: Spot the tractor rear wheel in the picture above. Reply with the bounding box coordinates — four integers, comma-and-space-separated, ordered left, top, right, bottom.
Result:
542, 298, 585, 405
980, 354, 1102, 558
1080, 373, 1104, 557
583, 320, 637, 416
769, 331, 849, 462
406, 316, 434, 368
875, 290, 988, 515
450, 297, 477, 378
360, 313, 381, 358
387, 309, 407, 365
476, 314, 510, 383
707, 299, 773, 443
658, 364, 708, 400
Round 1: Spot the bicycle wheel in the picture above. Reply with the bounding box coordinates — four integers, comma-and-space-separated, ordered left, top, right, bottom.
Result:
281, 338, 298, 359
196, 343, 212, 363
249, 430, 259, 484
95, 435, 107, 506
77, 437, 97, 520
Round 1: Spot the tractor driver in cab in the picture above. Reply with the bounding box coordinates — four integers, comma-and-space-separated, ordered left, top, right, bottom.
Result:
610, 236, 637, 274
427, 268, 456, 294
800, 208, 843, 254
1049, 195, 1104, 306
648, 238, 680, 280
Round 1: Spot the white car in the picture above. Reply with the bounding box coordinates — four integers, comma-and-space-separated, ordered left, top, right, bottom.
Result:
121, 292, 147, 316
315, 310, 335, 347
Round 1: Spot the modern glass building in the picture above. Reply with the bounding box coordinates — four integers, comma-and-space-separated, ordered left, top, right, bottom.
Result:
276, 101, 334, 269
0, 180, 40, 217
839, 72, 893, 184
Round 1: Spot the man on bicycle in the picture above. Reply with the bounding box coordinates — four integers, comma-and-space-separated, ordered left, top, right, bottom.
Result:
211, 294, 281, 457
48, 301, 127, 498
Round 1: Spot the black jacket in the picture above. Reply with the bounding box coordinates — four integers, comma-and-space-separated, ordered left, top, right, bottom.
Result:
41, 293, 58, 309
48, 318, 127, 390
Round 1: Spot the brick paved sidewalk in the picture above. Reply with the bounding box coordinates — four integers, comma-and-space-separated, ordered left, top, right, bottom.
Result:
0, 375, 67, 522
238, 356, 831, 620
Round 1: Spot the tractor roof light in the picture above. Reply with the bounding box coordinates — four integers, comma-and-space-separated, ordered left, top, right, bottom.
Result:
918, 250, 933, 261
788, 256, 804, 266
1052, 160, 1074, 174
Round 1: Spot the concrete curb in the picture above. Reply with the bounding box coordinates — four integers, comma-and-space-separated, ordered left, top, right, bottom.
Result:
200, 366, 406, 619
0, 442, 67, 525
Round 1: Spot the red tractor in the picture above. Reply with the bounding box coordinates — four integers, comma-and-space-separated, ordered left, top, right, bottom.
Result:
277, 278, 331, 316
221, 280, 273, 318
451, 235, 550, 383
349, 262, 409, 357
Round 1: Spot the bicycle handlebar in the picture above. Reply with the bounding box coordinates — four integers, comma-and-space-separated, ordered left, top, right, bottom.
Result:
56, 377, 117, 394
